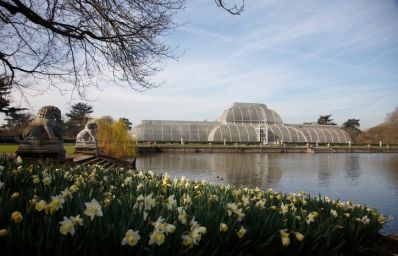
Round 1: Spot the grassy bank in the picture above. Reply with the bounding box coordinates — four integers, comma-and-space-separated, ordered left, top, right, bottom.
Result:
0, 143, 75, 154
0, 157, 389, 255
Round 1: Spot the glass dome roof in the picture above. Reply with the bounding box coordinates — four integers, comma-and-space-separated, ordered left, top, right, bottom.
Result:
218, 102, 283, 124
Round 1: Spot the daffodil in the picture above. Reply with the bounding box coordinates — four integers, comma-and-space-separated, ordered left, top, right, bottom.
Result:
71, 215, 84, 226
35, 200, 47, 212
255, 199, 265, 208
306, 212, 318, 224
280, 202, 289, 215
84, 198, 103, 220
0, 181, 4, 189
236, 226, 246, 238
122, 229, 141, 247
294, 232, 304, 241
182, 234, 194, 249
280, 229, 290, 246
378, 214, 385, 224
219, 223, 228, 232
241, 195, 250, 206
144, 193, 156, 211
165, 224, 176, 234
136, 183, 143, 191
149, 230, 165, 246
177, 207, 187, 224
227, 203, 238, 216
331, 209, 338, 217
16, 156, 22, 164
47, 196, 64, 214
59, 217, 75, 236
11, 211, 23, 223
0, 229, 8, 237
165, 195, 177, 210
11, 192, 19, 200
69, 184, 79, 193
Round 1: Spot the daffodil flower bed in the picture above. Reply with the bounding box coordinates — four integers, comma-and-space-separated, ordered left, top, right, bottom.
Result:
0, 157, 390, 255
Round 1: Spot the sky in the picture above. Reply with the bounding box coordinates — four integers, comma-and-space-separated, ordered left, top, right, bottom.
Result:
3, 0, 398, 129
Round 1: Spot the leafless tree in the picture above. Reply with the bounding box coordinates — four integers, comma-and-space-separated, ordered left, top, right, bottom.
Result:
0, 0, 185, 96
0, 0, 245, 97
215, 0, 245, 15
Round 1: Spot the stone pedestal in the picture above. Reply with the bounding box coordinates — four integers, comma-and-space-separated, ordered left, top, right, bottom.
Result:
17, 139, 65, 160
74, 142, 99, 155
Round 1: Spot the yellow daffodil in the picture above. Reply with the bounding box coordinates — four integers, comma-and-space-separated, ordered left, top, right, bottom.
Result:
378, 214, 385, 224
69, 185, 79, 193
219, 223, 228, 232
241, 195, 250, 206
280, 229, 290, 246
84, 198, 103, 220
71, 215, 84, 226
11, 211, 23, 223
294, 232, 304, 241
47, 196, 64, 214
11, 192, 19, 200
31, 175, 40, 184
35, 200, 47, 212
227, 203, 238, 216
59, 217, 75, 236
121, 229, 141, 247
236, 226, 247, 238
0, 229, 8, 237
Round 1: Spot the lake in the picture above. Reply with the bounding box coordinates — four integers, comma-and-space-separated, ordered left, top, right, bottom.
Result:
136, 152, 398, 234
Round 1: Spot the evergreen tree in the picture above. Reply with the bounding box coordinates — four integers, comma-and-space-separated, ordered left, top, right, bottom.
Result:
65, 103, 93, 139
342, 119, 361, 142
317, 114, 336, 125
119, 118, 133, 130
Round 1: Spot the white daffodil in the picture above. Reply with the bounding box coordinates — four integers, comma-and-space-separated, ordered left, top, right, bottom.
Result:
177, 207, 187, 224
122, 229, 141, 247
165, 195, 177, 210
144, 193, 156, 211
84, 198, 103, 220
59, 217, 75, 236
280, 203, 289, 215
331, 209, 338, 217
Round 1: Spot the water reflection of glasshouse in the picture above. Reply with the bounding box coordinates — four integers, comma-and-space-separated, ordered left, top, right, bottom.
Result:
132, 102, 351, 144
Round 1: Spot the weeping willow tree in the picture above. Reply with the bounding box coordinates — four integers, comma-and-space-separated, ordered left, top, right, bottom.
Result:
96, 118, 136, 159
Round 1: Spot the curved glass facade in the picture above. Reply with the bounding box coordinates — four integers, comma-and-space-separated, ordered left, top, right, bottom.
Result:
132, 103, 352, 144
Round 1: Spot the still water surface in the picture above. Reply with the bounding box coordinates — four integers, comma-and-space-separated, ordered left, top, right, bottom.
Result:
136, 153, 398, 234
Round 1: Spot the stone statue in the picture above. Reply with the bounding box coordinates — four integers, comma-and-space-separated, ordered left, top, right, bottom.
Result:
17, 106, 65, 160
76, 120, 97, 143
74, 120, 99, 154
22, 106, 62, 140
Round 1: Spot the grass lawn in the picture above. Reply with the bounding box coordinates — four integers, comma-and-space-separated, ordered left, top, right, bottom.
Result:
0, 143, 75, 154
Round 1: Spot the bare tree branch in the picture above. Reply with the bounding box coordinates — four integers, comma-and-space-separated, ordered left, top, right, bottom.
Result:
215, 0, 245, 15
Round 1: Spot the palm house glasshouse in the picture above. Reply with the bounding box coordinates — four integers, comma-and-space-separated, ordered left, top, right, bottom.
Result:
132, 102, 351, 144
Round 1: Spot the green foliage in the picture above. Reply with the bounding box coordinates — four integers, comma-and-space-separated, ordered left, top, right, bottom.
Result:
317, 114, 336, 125
0, 158, 387, 255
97, 118, 136, 159
119, 118, 133, 130
64, 103, 93, 139
342, 119, 361, 142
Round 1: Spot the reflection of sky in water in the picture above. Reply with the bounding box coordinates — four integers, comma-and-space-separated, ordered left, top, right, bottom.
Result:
137, 153, 398, 235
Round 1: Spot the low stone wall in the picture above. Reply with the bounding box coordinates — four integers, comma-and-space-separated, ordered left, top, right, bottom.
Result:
138, 145, 398, 154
